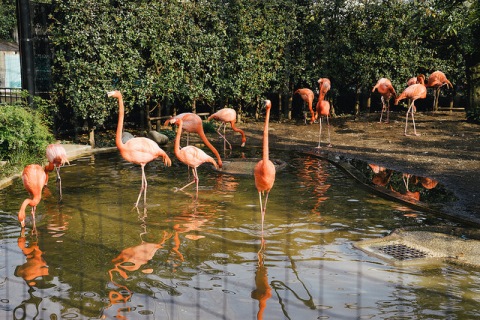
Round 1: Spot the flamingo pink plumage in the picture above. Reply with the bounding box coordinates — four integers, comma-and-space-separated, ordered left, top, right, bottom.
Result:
425, 71, 453, 111
18, 164, 47, 229
294, 88, 315, 124
108, 90, 172, 207
208, 108, 246, 149
169, 117, 218, 197
254, 100, 276, 234
45, 143, 70, 199
372, 78, 396, 123
164, 113, 223, 168
394, 75, 427, 136
318, 78, 331, 102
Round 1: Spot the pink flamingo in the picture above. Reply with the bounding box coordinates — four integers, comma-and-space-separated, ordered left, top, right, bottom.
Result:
208, 108, 247, 150
107, 90, 172, 207
169, 117, 218, 197
254, 100, 276, 233
372, 78, 396, 123
45, 144, 70, 199
164, 113, 222, 168
425, 71, 453, 111
315, 99, 331, 148
394, 75, 427, 136
18, 164, 46, 229
318, 78, 331, 102
294, 88, 315, 124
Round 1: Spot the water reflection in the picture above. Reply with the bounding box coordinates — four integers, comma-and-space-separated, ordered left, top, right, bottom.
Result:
13, 230, 50, 319
251, 239, 271, 320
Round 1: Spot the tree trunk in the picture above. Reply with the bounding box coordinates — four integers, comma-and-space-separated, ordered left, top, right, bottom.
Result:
278, 92, 282, 120
354, 86, 361, 118
192, 99, 196, 114
467, 61, 480, 119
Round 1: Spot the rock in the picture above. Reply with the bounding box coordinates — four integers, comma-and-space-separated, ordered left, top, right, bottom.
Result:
147, 131, 169, 146
122, 132, 135, 144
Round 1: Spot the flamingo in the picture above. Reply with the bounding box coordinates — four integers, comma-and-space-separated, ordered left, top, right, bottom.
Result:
169, 117, 219, 197
372, 78, 396, 123
164, 113, 223, 168
407, 76, 418, 86
315, 99, 331, 148
254, 100, 276, 234
107, 90, 172, 207
425, 71, 453, 111
251, 237, 271, 320
207, 108, 247, 150
18, 164, 46, 229
294, 88, 315, 124
394, 75, 426, 136
318, 78, 331, 102
45, 143, 70, 199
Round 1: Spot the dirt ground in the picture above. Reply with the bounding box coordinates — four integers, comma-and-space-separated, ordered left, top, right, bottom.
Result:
239, 110, 480, 225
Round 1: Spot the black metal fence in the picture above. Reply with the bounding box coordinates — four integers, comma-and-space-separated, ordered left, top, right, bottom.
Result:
0, 88, 23, 104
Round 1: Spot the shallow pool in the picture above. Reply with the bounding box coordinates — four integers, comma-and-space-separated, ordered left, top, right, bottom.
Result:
1, 149, 479, 319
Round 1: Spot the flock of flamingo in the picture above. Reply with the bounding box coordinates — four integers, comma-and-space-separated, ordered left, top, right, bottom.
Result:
16, 71, 452, 233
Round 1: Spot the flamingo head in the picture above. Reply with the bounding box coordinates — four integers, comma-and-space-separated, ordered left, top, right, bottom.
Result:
18, 210, 26, 228
168, 118, 181, 126
264, 100, 271, 110
107, 90, 121, 99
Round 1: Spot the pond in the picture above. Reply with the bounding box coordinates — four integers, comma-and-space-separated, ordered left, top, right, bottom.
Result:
1, 148, 480, 319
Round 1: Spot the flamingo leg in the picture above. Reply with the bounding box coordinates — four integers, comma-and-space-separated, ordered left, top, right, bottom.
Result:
385, 100, 390, 123
326, 115, 332, 147
411, 102, 419, 136
379, 96, 385, 123
135, 165, 147, 207
217, 123, 232, 151
178, 167, 197, 192
316, 117, 322, 148
258, 192, 264, 234
56, 166, 63, 200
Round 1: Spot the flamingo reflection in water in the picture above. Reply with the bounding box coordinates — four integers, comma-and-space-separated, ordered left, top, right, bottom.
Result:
251, 238, 272, 320
14, 230, 50, 318
296, 156, 331, 215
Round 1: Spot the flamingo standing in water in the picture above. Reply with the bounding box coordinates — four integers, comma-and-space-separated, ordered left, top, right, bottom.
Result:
164, 113, 222, 168
45, 144, 70, 199
425, 71, 453, 111
169, 117, 218, 197
294, 88, 315, 124
107, 90, 172, 207
208, 108, 247, 150
372, 78, 396, 123
254, 100, 276, 234
18, 164, 47, 229
394, 75, 427, 136
315, 99, 332, 148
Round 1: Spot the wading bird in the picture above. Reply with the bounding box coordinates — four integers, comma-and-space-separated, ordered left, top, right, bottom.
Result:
394, 75, 426, 136
315, 99, 331, 148
18, 164, 47, 229
318, 78, 331, 102
425, 71, 453, 111
254, 100, 276, 234
294, 88, 315, 124
164, 113, 222, 168
169, 117, 218, 197
372, 78, 396, 123
45, 144, 70, 199
107, 90, 172, 207
208, 108, 247, 150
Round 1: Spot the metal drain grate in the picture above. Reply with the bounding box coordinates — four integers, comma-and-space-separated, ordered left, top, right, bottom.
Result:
377, 244, 427, 260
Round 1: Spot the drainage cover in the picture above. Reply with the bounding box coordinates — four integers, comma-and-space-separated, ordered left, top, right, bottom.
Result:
377, 244, 427, 261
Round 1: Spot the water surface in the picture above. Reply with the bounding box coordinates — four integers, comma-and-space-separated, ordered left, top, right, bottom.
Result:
1, 150, 479, 319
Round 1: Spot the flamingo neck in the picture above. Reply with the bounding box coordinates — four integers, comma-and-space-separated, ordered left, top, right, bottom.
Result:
115, 95, 125, 150
174, 119, 183, 156
230, 122, 246, 143
263, 108, 271, 161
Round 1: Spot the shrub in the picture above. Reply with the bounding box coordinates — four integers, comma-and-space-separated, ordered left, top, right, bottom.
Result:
0, 105, 54, 175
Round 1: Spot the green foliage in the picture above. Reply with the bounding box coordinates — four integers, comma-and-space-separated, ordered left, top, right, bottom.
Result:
0, 0, 16, 41
0, 105, 54, 176
41, 0, 479, 128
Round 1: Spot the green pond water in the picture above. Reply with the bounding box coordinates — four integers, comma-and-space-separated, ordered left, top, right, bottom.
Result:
1, 148, 479, 319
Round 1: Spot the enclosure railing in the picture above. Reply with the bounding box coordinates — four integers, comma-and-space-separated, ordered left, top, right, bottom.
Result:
0, 88, 23, 104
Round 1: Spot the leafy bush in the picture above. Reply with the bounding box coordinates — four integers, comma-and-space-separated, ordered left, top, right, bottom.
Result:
0, 105, 54, 175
